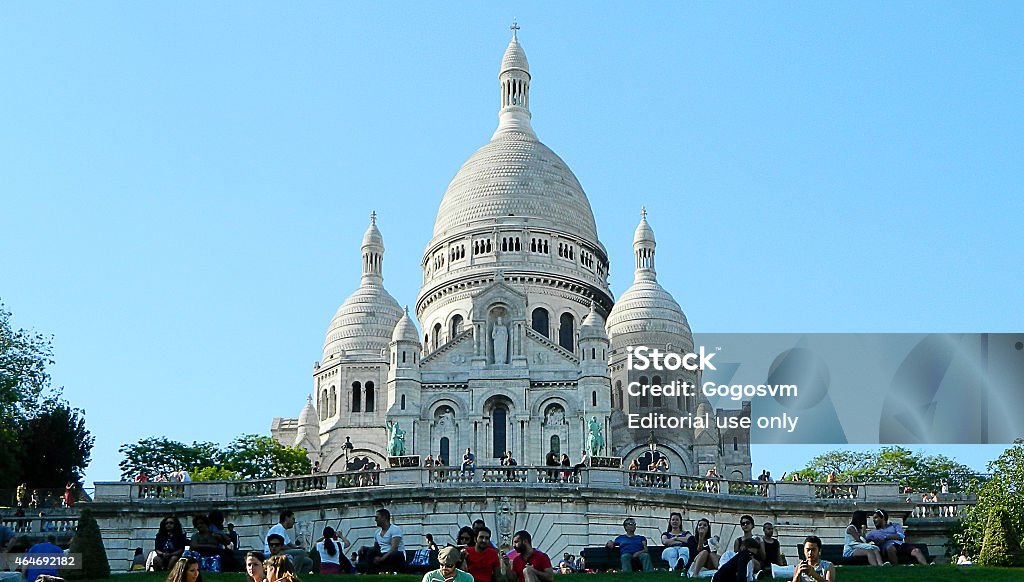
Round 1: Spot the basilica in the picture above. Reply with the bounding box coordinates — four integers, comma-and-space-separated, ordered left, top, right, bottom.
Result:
271, 29, 751, 481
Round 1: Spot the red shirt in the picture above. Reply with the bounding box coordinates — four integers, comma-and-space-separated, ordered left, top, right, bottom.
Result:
465, 545, 500, 582
512, 549, 552, 582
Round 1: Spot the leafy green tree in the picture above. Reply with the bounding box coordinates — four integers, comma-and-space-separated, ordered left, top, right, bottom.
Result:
1, 301, 55, 487
222, 434, 311, 479
0, 301, 93, 488
793, 446, 981, 492
18, 398, 94, 487
191, 466, 240, 481
958, 439, 1024, 561
117, 437, 221, 480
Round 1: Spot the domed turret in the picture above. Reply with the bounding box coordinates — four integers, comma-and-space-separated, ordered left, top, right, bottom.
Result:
298, 395, 317, 427
579, 301, 608, 341
607, 208, 693, 352
391, 306, 421, 344
323, 213, 403, 361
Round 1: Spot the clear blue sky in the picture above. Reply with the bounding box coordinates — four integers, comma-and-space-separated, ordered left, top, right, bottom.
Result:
2, 3, 1021, 485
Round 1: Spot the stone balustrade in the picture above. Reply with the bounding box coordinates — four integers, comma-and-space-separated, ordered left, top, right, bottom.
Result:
93, 466, 905, 504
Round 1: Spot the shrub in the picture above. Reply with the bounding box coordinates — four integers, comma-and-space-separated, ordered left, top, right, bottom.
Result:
67, 508, 110, 579
977, 506, 1022, 567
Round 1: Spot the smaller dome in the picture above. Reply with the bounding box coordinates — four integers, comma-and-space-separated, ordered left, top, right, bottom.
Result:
362, 212, 383, 248
298, 395, 317, 427
578, 302, 608, 341
633, 208, 656, 245
391, 306, 421, 344
501, 35, 529, 75
322, 283, 403, 360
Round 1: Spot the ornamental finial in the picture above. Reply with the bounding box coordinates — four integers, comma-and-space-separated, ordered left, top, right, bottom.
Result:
370, 210, 377, 225
640, 206, 647, 220
510, 20, 520, 39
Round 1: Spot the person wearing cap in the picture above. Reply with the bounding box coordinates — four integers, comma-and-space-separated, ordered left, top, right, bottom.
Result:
863, 509, 928, 565
422, 546, 474, 582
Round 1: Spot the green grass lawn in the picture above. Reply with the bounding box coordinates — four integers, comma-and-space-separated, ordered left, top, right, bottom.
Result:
81, 567, 1020, 582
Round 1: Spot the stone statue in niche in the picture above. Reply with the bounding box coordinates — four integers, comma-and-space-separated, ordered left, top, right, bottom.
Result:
492, 316, 509, 365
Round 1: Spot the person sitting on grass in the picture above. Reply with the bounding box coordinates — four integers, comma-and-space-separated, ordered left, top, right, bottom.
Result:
843, 511, 881, 566
688, 518, 720, 577
423, 546, 474, 582
245, 552, 266, 582
605, 517, 652, 572
660, 512, 692, 572
791, 536, 834, 582
864, 509, 928, 565
166, 556, 201, 582
266, 554, 300, 582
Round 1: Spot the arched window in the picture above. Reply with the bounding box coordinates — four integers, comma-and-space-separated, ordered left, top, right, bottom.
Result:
450, 314, 464, 339
550, 435, 560, 456
492, 405, 508, 459
329, 386, 337, 417
639, 376, 649, 408
433, 323, 442, 350
351, 382, 362, 412
319, 389, 327, 420
365, 382, 375, 412
652, 376, 663, 407
558, 312, 575, 351
440, 437, 450, 466
401, 394, 406, 410
532, 308, 549, 338
615, 380, 623, 408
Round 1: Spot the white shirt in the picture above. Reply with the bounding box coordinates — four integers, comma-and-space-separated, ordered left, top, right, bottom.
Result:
375, 524, 405, 553
264, 523, 292, 555
316, 539, 345, 565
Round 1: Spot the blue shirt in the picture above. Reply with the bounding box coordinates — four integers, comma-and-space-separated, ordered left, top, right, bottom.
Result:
24, 541, 63, 582
865, 523, 904, 551
613, 534, 646, 556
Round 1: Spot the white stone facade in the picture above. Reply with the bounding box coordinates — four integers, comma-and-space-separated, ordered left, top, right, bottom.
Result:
272, 30, 751, 480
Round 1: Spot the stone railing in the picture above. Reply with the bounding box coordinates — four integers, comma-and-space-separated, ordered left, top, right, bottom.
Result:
93, 466, 919, 505
0, 515, 79, 534
911, 501, 974, 519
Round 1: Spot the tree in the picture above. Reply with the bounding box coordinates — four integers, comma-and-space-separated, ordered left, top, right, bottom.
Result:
792, 446, 981, 492
191, 466, 240, 481
222, 434, 311, 479
117, 437, 221, 480
18, 398, 94, 487
0, 301, 54, 418
958, 439, 1024, 561
0, 300, 93, 488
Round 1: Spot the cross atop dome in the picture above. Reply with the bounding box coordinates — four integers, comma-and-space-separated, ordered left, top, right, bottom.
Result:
641, 206, 647, 220
510, 20, 520, 39
370, 210, 377, 225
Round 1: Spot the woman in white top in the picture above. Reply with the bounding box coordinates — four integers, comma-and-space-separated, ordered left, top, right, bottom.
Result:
843, 511, 881, 565
315, 526, 351, 574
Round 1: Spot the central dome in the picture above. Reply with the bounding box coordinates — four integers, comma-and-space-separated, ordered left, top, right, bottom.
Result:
432, 130, 600, 243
